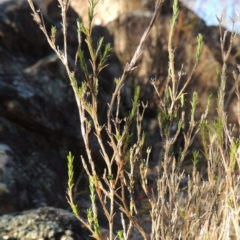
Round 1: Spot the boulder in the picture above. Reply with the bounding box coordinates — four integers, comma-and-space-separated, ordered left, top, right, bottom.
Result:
0, 207, 91, 240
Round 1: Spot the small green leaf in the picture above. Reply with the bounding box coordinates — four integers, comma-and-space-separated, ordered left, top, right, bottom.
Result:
196, 34, 203, 64
78, 50, 88, 74
67, 152, 74, 190
170, 0, 179, 28
96, 37, 104, 57
129, 86, 140, 121
117, 230, 124, 240
191, 91, 198, 116
50, 25, 57, 45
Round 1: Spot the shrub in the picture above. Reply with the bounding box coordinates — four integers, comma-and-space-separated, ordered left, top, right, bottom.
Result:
27, 0, 240, 239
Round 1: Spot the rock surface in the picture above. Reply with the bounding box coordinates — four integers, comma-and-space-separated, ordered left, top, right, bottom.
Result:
0, 0, 80, 213
0, 207, 90, 240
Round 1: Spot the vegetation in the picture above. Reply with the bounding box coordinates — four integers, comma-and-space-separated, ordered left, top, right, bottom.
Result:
27, 0, 240, 239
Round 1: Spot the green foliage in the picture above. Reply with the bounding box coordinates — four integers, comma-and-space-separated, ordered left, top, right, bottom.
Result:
192, 150, 199, 168
88, 0, 99, 30
67, 152, 75, 190
77, 3, 112, 100
69, 73, 78, 91
170, 0, 179, 28
168, 0, 180, 82
213, 117, 224, 145
78, 50, 88, 77
78, 81, 88, 98
50, 25, 57, 45
98, 42, 112, 72
216, 68, 221, 87
116, 230, 124, 240
180, 93, 185, 108
199, 120, 209, 157
190, 92, 198, 116
229, 138, 239, 170
196, 34, 203, 64
88, 176, 100, 235
129, 86, 140, 122
107, 174, 114, 180
67, 152, 79, 217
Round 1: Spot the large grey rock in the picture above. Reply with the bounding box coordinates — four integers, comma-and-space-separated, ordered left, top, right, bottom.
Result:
0, 207, 90, 240
0, 0, 79, 208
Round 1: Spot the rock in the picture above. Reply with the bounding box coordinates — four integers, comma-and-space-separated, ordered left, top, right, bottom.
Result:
0, 143, 48, 215
0, 144, 19, 214
0, 207, 90, 240
0, 0, 108, 213
69, 0, 155, 26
